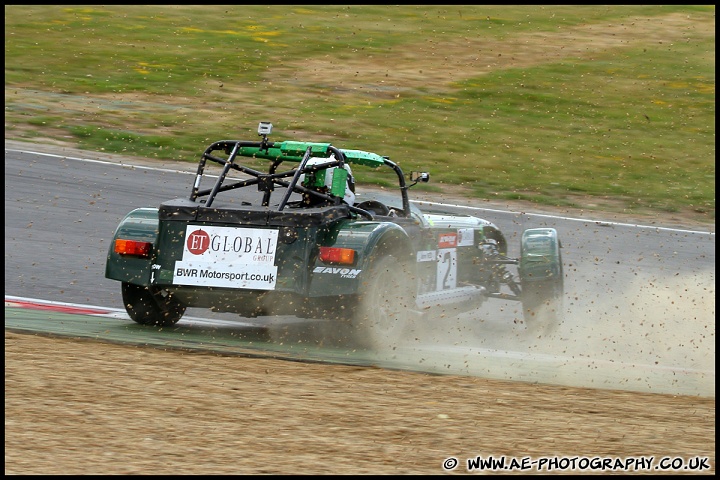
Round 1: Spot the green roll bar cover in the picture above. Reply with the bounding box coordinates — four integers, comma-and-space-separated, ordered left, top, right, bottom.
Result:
235, 142, 386, 168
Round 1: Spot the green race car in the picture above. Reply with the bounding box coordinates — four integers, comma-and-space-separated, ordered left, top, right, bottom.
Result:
106, 122, 564, 348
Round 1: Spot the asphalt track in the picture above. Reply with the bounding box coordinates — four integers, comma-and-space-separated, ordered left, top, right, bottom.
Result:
4, 141, 715, 397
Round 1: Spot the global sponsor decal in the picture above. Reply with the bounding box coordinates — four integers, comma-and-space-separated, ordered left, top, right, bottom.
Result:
182, 225, 278, 264
174, 225, 280, 289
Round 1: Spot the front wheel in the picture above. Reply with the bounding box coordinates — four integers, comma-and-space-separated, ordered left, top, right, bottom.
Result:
121, 282, 186, 327
521, 281, 563, 331
352, 255, 416, 350
519, 228, 564, 332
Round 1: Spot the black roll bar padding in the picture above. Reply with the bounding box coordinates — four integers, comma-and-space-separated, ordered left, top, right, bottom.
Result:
277, 146, 314, 211
205, 142, 241, 208
194, 177, 260, 198
190, 150, 211, 201
383, 158, 411, 217
191, 140, 274, 202
348, 205, 375, 220
195, 166, 308, 198
263, 159, 285, 206
327, 145, 346, 166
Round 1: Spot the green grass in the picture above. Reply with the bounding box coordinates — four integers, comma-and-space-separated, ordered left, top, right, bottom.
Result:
4, 5, 715, 221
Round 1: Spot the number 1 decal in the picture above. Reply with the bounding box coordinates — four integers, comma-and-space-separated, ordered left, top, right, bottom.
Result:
436, 248, 457, 290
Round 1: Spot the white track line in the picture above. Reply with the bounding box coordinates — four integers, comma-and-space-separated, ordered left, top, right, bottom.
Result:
6, 146, 715, 235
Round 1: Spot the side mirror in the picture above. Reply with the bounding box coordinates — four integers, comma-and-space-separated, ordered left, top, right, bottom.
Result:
410, 171, 430, 186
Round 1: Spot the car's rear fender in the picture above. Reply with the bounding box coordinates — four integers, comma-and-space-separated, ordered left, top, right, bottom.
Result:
482, 224, 508, 256
308, 221, 414, 296
518, 228, 562, 283
105, 208, 159, 285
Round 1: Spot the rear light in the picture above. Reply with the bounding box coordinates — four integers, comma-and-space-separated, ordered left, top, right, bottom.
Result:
319, 246, 356, 265
114, 239, 152, 258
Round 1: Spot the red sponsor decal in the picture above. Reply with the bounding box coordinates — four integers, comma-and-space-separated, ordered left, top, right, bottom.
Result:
187, 229, 210, 255
438, 232, 457, 248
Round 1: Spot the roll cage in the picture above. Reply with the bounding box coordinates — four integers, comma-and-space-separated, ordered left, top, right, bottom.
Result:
189, 125, 428, 221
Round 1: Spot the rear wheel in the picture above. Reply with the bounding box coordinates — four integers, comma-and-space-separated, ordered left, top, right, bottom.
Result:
352, 255, 416, 350
121, 282, 186, 327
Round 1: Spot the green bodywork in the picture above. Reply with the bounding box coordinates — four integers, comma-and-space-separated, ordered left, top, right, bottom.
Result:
105, 206, 414, 299
235, 141, 387, 168
104, 208, 158, 285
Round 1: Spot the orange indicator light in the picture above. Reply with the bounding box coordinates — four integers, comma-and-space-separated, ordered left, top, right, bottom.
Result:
319, 246, 356, 265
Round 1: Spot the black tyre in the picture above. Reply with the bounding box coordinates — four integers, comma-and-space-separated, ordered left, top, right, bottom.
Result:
352, 255, 416, 350
521, 277, 564, 332
518, 227, 564, 332
121, 282, 186, 327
